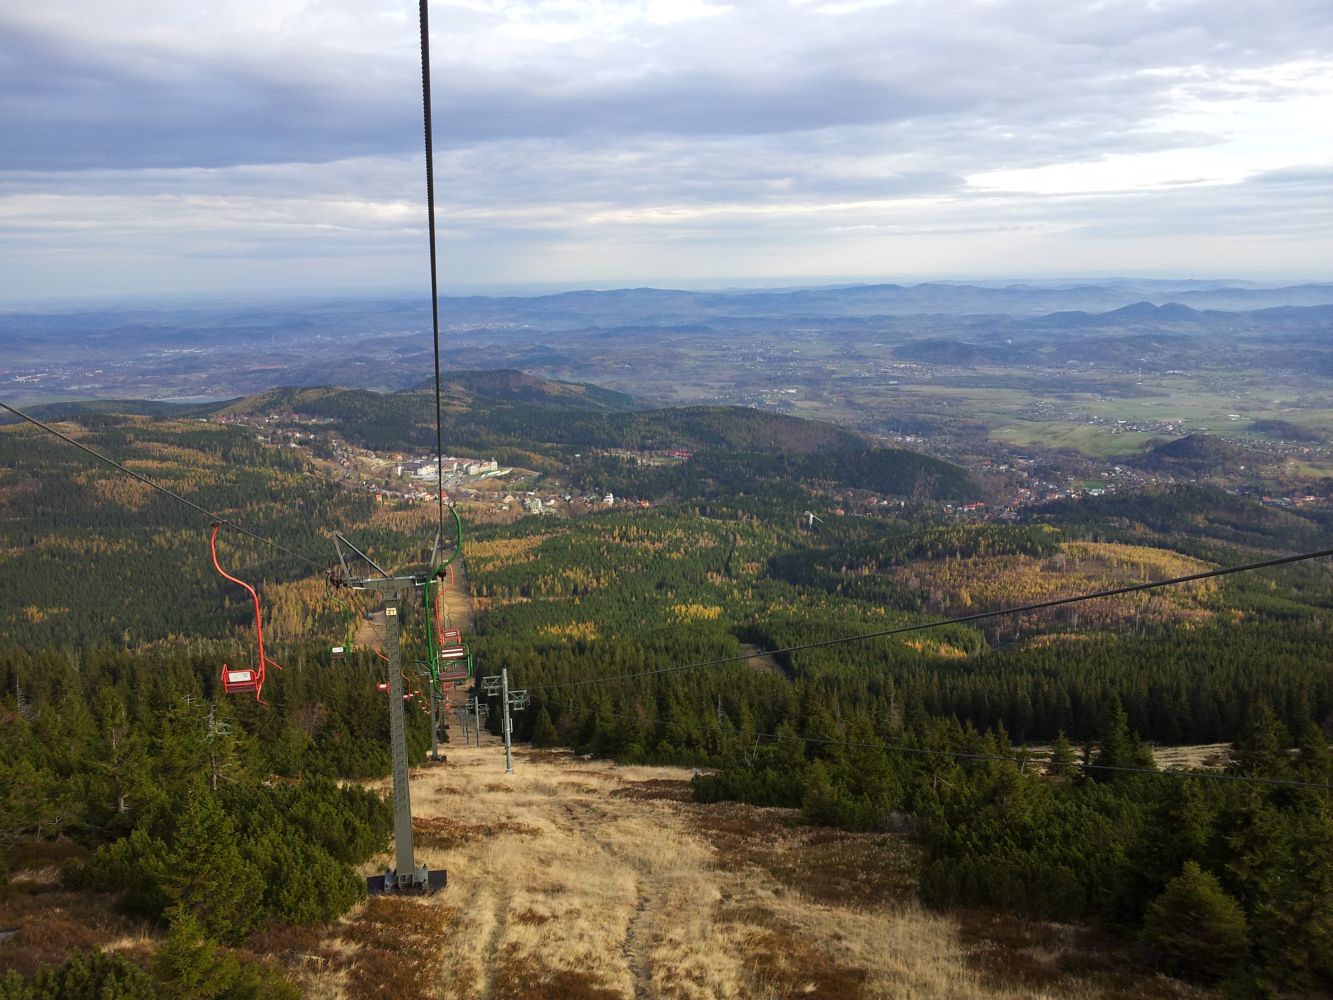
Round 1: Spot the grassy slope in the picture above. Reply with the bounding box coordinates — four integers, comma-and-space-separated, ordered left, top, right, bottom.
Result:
262, 736, 1209, 1000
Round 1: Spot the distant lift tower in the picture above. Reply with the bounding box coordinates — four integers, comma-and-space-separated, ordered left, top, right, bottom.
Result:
347, 560, 447, 896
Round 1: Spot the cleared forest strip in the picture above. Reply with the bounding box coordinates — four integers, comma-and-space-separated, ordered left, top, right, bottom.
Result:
295, 748, 1210, 1000
441, 558, 475, 633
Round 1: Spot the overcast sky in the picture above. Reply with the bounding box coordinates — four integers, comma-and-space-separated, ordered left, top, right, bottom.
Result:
2, 0, 1331, 303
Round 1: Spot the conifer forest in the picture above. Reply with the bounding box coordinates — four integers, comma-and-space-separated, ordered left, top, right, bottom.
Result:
2, 387, 1332, 997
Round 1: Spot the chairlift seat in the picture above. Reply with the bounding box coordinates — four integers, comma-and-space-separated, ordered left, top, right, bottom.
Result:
222, 666, 260, 694
439, 643, 469, 660
331, 646, 346, 660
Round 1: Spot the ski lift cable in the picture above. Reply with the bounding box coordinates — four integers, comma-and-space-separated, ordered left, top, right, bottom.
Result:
419, 0, 447, 546
532, 695, 1333, 792
0, 400, 324, 570
530, 541, 1333, 692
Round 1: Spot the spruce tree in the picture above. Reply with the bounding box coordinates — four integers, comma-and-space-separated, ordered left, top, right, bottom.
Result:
1295, 721, 1331, 782
530, 705, 559, 748
1232, 703, 1290, 776
152, 912, 299, 1000
1048, 729, 1077, 777
164, 788, 265, 942
1142, 861, 1250, 982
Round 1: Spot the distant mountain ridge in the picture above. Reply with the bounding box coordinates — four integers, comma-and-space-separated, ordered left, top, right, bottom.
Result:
5, 280, 1331, 407
441, 281, 1333, 327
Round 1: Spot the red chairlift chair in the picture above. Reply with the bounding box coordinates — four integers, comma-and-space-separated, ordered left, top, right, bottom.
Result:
209, 523, 283, 701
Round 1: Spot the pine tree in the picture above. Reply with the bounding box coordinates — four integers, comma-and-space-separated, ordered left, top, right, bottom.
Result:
1141, 861, 1250, 982
1295, 721, 1331, 782
152, 912, 299, 1000
24, 949, 155, 1000
1048, 729, 1078, 777
1232, 703, 1290, 776
164, 789, 265, 942
530, 705, 559, 748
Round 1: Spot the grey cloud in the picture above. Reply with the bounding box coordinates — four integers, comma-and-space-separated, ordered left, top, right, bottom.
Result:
7, 0, 1333, 172
2, 0, 1331, 299
0, 19, 417, 171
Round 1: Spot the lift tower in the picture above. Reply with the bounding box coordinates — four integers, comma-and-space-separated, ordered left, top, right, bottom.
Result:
352, 571, 447, 896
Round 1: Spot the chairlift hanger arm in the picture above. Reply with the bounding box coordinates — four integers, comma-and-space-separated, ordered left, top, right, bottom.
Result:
209, 522, 282, 701
335, 532, 393, 581
333, 535, 354, 582
428, 503, 464, 578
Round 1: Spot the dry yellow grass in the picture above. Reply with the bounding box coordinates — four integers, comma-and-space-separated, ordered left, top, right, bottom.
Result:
277, 736, 1209, 1000
1025, 742, 1233, 774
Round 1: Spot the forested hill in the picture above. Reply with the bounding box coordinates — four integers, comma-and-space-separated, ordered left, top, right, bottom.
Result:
222, 376, 978, 502
7, 372, 977, 504
1132, 434, 1276, 476
435, 368, 639, 411
236, 369, 638, 418
1025, 482, 1333, 558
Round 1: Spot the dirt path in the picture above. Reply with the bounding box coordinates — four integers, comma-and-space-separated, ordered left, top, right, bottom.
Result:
441, 559, 475, 633
306, 747, 1205, 1000
353, 610, 384, 649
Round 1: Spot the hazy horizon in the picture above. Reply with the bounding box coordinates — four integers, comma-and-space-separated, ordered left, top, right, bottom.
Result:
4, 272, 1333, 314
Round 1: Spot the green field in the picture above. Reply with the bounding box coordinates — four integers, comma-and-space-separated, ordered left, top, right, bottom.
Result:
990, 422, 1157, 457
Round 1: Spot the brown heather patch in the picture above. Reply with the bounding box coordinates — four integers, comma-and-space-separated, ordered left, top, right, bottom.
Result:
245, 921, 327, 957
512, 908, 554, 926
338, 898, 460, 1000
609, 778, 694, 802
560, 782, 605, 796
718, 907, 871, 1000
8, 836, 89, 871
0, 883, 153, 979
492, 945, 624, 1000
249, 898, 461, 1000
686, 802, 920, 907
954, 909, 1216, 999
412, 815, 541, 850
565, 767, 618, 779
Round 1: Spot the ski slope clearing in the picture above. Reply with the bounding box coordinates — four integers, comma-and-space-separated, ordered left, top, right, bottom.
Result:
279, 738, 1208, 1000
